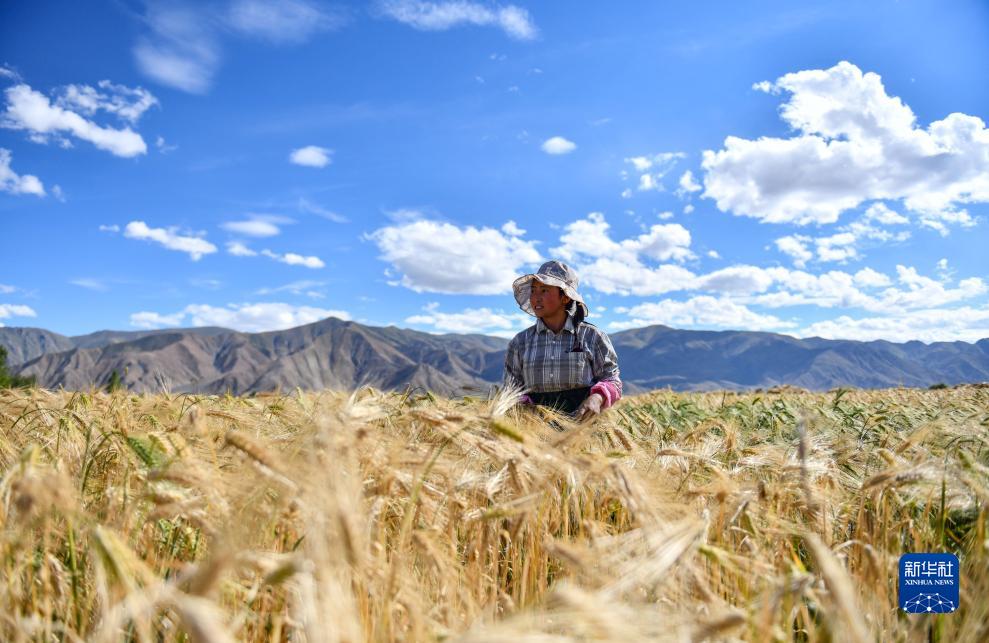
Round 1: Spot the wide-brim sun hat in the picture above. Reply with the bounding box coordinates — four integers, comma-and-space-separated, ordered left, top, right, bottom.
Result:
513, 260, 588, 318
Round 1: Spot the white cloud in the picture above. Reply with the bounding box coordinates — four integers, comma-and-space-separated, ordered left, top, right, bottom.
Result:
129, 311, 186, 328
740, 265, 986, 313
637, 173, 658, 191
0, 284, 15, 294
133, 5, 219, 93
0, 65, 20, 80
551, 212, 696, 296
226, 241, 257, 257
54, 80, 158, 124
864, 202, 908, 225
221, 214, 292, 237
70, 278, 109, 292
774, 201, 912, 267
702, 61, 989, 228
256, 280, 326, 296
0, 148, 45, 196
99, 224, 120, 233
124, 221, 218, 261
580, 260, 696, 296
260, 249, 325, 269
227, 0, 344, 43
853, 267, 891, 288
406, 304, 529, 336
289, 145, 332, 167
706, 250, 720, 259
695, 265, 777, 294
541, 136, 576, 155
130, 302, 350, 332
501, 220, 525, 236
775, 235, 813, 268
298, 197, 348, 223
223, 220, 280, 237
155, 136, 178, 153
554, 212, 694, 263
0, 303, 37, 325
624, 152, 684, 193
377, 1, 538, 40
3, 83, 147, 157
677, 170, 702, 195
609, 296, 795, 332
369, 217, 541, 294
800, 305, 989, 343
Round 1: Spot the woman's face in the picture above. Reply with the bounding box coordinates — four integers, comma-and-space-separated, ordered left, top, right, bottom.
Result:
529, 280, 570, 319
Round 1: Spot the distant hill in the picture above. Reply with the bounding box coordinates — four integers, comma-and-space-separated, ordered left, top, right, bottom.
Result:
3, 319, 988, 395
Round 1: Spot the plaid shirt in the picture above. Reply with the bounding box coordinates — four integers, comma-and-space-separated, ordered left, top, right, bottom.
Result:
503, 315, 622, 394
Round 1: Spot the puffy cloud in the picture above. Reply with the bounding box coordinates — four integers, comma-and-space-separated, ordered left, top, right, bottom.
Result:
124, 221, 217, 260
501, 220, 525, 236
702, 61, 989, 227
775, 235, 813, 268
743, 265, 986, 312
369, 218, 541, 294
580, 259, 695, 296
406, 303, 529, 336
0, 148, 44, 196
551, 212, 695, 294
260, 249, 325, 269
852, 267, 891, 288
377, 1, 538, 40
695, 265, 776, 294
774, 201, 912, 267
541, 136, 576, 155
3, 84, 147, 157
289, 145, 332, 167
554, 212, 693, 263
864, 202, 908, 225
800, 305, 989, 343
130, 302, 350, 332
227, 0, 345, 43
677, 170, 702, 195
0, 303, 37, 326
610, 296, 794, 332
54, 80, 158, 124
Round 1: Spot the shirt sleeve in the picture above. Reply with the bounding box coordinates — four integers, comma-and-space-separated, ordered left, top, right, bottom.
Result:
503, 335, 525, 391
590, 329, 622, 401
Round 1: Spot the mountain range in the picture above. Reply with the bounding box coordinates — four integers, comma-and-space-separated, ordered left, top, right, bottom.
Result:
3, 318, 987, 395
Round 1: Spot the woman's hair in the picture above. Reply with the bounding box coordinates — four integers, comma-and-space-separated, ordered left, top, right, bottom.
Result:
568, 300, 586, 327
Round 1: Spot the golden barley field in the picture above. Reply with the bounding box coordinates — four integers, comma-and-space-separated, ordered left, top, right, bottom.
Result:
1, 384, 987, 642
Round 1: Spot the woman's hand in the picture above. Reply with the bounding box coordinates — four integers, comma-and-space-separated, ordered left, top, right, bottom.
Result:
576, 393, 604, 422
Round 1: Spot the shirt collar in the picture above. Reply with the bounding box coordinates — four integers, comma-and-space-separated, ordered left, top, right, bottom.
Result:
535, 314, 575, 335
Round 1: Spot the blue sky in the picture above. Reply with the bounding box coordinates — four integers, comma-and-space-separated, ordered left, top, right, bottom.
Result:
2, 0, 989, 342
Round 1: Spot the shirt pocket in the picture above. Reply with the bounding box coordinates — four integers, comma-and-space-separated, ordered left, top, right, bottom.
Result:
563, 350, 593, 387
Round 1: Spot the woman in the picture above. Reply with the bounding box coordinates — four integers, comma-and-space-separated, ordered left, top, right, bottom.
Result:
503, 260, 622, 421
